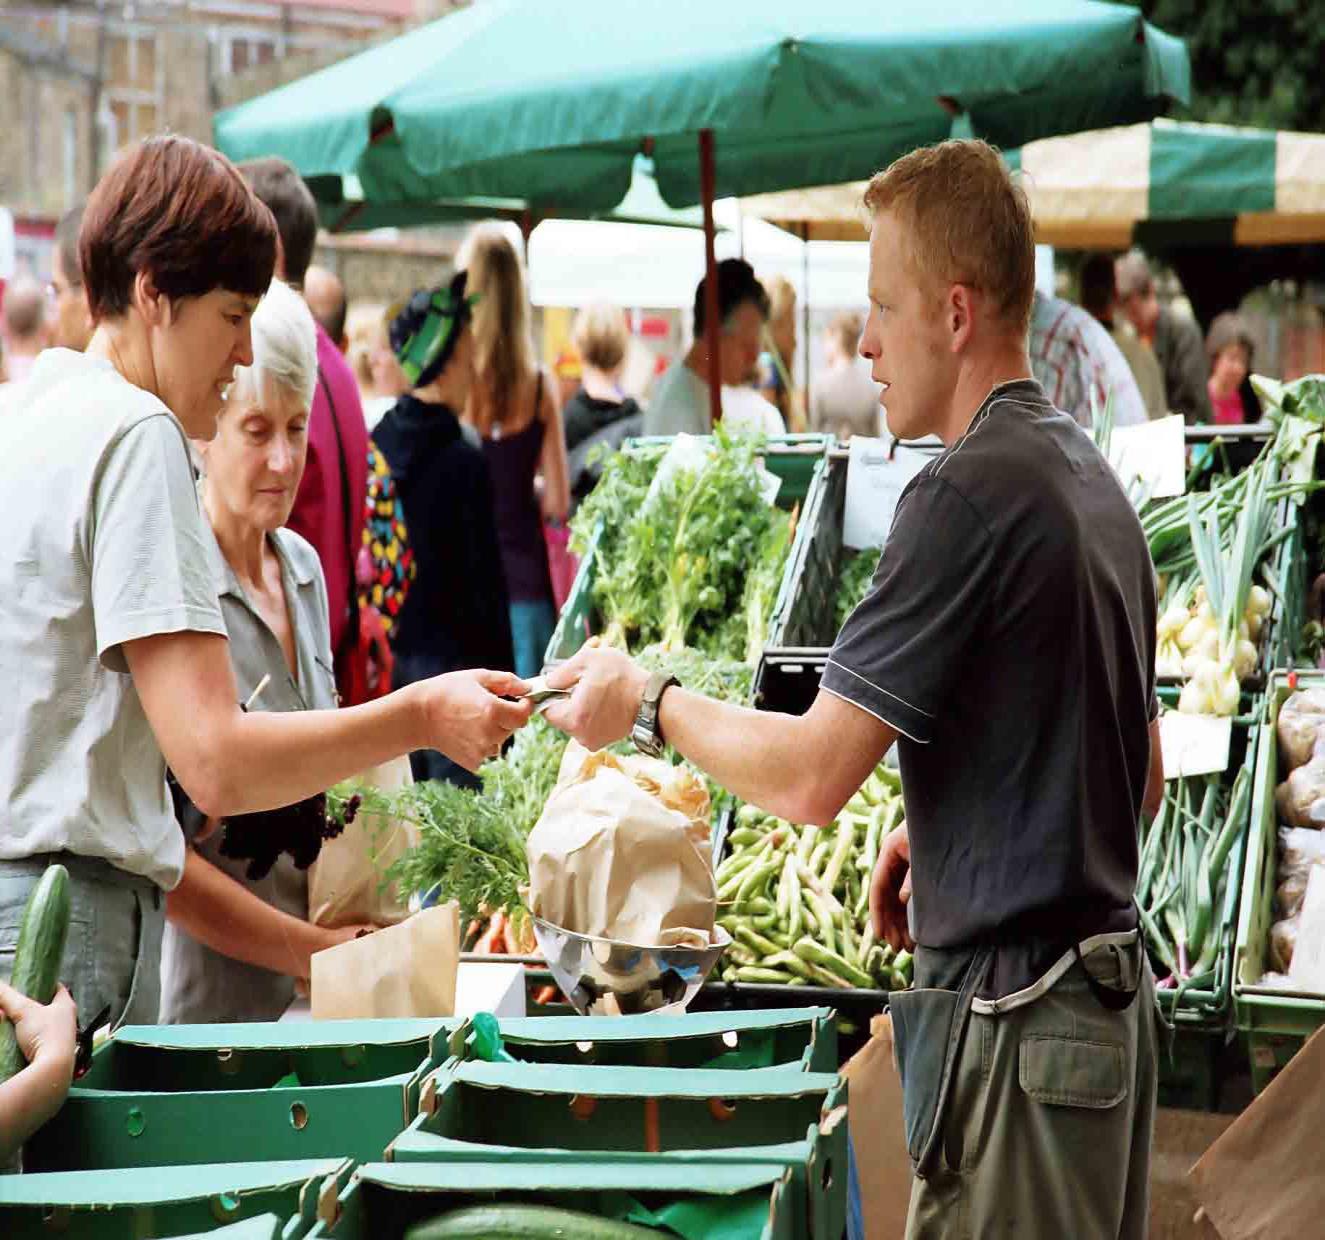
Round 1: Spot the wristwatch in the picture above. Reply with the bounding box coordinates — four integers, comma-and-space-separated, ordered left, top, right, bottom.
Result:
631, 671, 679, 758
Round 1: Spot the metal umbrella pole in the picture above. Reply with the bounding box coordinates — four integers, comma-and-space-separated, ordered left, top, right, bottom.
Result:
699, 128, 722, 428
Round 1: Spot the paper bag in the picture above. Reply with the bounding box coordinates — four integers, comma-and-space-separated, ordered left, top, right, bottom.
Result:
310, 901, 458, 1019
308, 756, 418, 928
1188, 1023, 1325, 1238
842, 1014, 913, 1240
526, 745, 715, 946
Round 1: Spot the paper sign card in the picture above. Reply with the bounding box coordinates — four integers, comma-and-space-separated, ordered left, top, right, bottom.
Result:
1160, 711, 1232, 780
1109, 414, 1185, 500
844, 437, 930, 550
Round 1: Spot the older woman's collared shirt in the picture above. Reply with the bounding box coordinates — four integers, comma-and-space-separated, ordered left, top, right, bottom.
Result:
159, 517, 337, 1024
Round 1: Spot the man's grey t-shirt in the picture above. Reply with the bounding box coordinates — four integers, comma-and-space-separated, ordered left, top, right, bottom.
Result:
823, 380, 1156, 984
643, 359, 710, 438
0, 349, 226, 889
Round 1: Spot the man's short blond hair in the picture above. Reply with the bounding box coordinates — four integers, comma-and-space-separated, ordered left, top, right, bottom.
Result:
572, 301, 629, 373
863, 140, 1035, 335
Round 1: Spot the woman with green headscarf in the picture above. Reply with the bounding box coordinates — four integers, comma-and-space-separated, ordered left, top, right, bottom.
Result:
372, 272, 516, 788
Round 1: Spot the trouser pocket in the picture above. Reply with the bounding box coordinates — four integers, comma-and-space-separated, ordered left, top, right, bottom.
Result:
891, 985, 961, 1168
890, 944, 991, 1179
1019, 1033, 1128, 1109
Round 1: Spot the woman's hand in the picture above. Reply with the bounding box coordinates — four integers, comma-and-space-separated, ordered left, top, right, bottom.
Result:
305, 924, 376, 977
870, 824, 915, 953
418, 669, 534, 771
0, 982, 77, 1080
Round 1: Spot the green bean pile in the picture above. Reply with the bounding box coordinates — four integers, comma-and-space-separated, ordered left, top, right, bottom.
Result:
715, 765, 913, 991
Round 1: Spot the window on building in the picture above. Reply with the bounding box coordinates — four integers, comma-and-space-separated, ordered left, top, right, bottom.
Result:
104, 27, 161, 147
227, 35, 278, 76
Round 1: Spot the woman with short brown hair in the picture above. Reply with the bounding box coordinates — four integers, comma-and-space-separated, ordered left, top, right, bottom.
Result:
0, 137, 529, 1048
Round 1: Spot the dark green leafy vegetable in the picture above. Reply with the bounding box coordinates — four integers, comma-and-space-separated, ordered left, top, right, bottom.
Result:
571, 429, 790, 658
327, 778, 527, 926
834, 549, 880, 631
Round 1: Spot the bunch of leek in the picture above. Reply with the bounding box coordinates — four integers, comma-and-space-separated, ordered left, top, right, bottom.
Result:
1178, 456, 1276, 715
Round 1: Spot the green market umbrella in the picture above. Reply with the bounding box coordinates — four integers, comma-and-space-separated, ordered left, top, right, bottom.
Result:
216, 0, 1189, 421
308, 156, 710, 234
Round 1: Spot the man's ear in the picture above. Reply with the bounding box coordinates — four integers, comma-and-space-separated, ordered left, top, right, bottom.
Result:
948, 284, 977, 354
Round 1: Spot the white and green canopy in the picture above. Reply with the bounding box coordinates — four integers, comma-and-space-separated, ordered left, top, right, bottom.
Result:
742, 119, 1325, 250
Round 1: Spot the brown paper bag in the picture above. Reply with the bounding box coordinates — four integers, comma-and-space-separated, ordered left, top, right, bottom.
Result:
526, 745, 715, 946
842, 1014, 913, 1240
308, 756, 418, 928
310, 901, 459, 1019
1188, 1024, 1325, 1238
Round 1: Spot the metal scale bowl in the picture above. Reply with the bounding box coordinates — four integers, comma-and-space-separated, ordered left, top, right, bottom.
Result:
531, 917, 731, 1016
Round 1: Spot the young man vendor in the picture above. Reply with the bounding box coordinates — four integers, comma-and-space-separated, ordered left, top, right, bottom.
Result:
545, 140, 1165, 1239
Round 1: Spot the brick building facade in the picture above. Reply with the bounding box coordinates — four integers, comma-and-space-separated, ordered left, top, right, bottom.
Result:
0, 0, 464, 277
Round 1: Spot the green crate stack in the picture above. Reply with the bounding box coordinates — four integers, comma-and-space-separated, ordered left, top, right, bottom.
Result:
370, 1009, 848, 1240
1234, 674, 1325, 1093
25, 1020, 454, 1173
0, 1158, 352, 1240
545, 434, 832, 667
307, 1161, 801, 1240
7, 1010, 846, 1240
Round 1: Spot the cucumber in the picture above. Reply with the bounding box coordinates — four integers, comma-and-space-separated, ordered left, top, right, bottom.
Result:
0, 864, 72, 1082
405, 1205, 662, 1239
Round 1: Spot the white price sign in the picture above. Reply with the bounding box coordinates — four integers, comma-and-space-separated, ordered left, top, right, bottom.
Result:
1108, 414, 1185, 500
1160, 711, 1232, 780
843, 437, 930, 550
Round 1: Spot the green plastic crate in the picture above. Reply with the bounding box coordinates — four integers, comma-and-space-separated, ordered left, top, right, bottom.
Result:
1234, 674, 1325, 1092
0, 1158, 350, 1240
763, 441, 944, 655
764, 447, 846, 652
474, 1008, 837, 1073
389, 1063, 845, 1239
26, 1020, 453, 1173
546, 434, 832, 666
308, 1160, 802, 1240
395, 1062, 842, 1154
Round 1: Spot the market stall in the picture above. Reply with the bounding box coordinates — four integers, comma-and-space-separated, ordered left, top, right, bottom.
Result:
741, 118, 1325, 250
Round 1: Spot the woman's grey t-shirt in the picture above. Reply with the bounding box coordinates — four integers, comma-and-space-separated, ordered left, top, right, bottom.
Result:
0, 349, 226, 889
822, 379, 1157, 995
160, 521, 337, 1024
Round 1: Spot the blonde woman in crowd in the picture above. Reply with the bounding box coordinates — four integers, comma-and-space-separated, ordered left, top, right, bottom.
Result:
562, 302, 643, 506
462, 225, 571, 678
346, 300, 407, 430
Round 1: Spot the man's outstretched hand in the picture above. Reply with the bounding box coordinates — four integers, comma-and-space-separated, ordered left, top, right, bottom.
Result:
870, 823, 915, 953
542, 645, 649, 752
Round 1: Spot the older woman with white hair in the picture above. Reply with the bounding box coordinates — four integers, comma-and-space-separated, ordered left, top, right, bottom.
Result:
160, 281, 369, 1023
